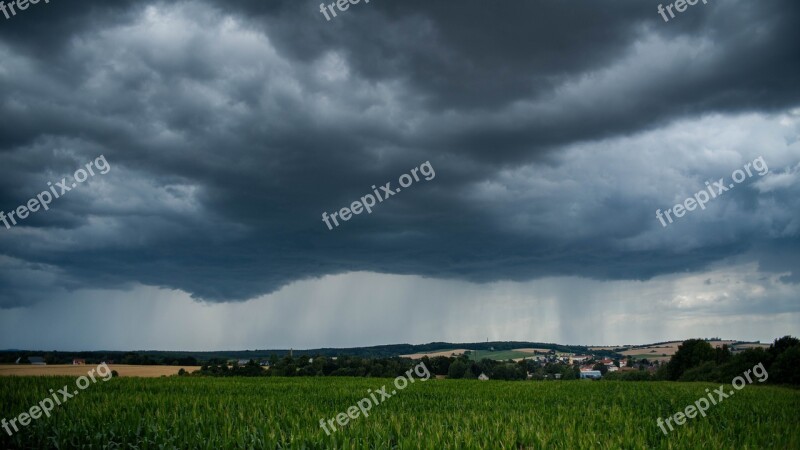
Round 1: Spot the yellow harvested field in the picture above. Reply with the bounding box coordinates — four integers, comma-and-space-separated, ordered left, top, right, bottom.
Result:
400, 349, 467, 359
512, 348, 550, 354
620, 340, 741, 357
620, 342, 680, 356
0, 365, 200, 378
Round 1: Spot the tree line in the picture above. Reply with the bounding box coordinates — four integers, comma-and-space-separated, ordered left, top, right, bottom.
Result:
192, 354, 580, 381
606, 336, 799, 385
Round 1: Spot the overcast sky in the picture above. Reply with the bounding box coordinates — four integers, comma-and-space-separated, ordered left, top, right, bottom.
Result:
1, 0, 798, 351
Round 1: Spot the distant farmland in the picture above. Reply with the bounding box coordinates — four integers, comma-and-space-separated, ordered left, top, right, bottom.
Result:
400, 348, 548, 361
402, 348, 546, 361
467, 349, 544, 361
0, 365, 200, 378
399, 349, 468, 359
618, 340, 766, 362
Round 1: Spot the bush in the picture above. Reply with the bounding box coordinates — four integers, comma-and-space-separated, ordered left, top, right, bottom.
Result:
679, 361, 721, 382
447, 360, 467, 379
771, 345, 800, 385
604, 370, 652, 381
664, 339, 716, 380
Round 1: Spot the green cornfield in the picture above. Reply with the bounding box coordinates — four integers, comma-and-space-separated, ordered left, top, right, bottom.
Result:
1, 377, 798, 449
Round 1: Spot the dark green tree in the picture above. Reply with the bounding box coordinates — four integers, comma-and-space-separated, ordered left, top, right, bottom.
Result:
665, 339, 715, 380
448, 360, 467, 379
769, 336, 800, 361
770, 345, 800, 385
592, 363, 608, 375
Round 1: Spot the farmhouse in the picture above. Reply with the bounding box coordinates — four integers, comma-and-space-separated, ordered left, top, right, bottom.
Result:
478, 373, 490, 381
73, 358, 86, 365
28, 357, 46, 365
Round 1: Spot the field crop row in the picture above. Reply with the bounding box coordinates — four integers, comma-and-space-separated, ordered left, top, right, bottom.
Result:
1, 377, 798, 449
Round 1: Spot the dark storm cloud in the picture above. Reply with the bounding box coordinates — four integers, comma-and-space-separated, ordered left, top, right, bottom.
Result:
222, 0, 800, 162
0, 0, 798, 307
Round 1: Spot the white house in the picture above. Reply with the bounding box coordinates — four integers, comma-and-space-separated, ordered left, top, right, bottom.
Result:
478, 373, 489, 381
580, 370, 602, 380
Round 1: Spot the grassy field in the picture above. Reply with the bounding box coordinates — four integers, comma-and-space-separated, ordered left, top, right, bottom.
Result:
467, 349, 536, 361
1, 377, 798, 449
399, 349, 468, 359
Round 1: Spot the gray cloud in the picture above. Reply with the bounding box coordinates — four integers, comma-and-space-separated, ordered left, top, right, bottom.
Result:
0, 0, 799, 314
